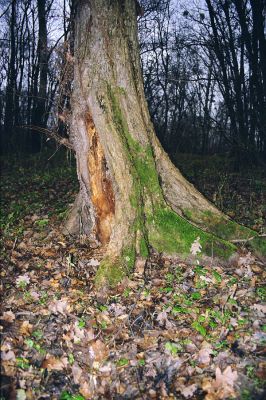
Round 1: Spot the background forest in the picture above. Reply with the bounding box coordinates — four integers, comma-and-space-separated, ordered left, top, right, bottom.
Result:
1, 0, 266, 160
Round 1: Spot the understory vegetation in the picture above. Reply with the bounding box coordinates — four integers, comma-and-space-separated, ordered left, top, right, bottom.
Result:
1, 152, 265, 399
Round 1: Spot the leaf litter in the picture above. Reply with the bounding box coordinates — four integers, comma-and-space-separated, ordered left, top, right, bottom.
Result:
1, 160, 266, 399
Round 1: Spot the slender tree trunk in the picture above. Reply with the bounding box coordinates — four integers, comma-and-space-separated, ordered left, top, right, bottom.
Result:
65, 0, 265, 286
4, 0, 17, 152
31, 0, 48, 152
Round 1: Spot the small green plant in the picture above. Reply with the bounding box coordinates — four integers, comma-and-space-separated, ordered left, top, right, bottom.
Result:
68, 353, 75, 365
78, 319, 86, 328
32, 330, 43, 340
194, 265, 207, 276
100, 321, 108, 330
60, 391, 85, 400
98, 305, 108, 312
16, 357, 30, 370
191, 292, 201, 300
172, 305, 189, 314
35, 218, 49, 228
165, 341, 182, 356
256, 287, 266, 301
138, 359, 145, 366
191, 321, 207, 336
123, 288, 131, 297
212, 270, 222, 284
166, 273, 174, 284
39, 291, 49, 305
117, 358, 129, 367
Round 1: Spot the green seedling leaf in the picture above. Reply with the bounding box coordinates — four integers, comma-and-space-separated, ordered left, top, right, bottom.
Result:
24, 339, 34, 348
117, 358, 129, 367
165, 341, 181, 355
194, 266, 207, 276
35, 218, 49, 227
68, 353, 75, 365
256, 287, 266, 301
32, 330, 43, 340
138, 359, 145, 366
191, 321, 206, 336
213, 270, 222, 283
191, 292, 201, 300
78, 319, 86, 328
17, 357, 30, 370
98, 305, 108, 312
172, 305, 189, 314
60, 391, 85, 400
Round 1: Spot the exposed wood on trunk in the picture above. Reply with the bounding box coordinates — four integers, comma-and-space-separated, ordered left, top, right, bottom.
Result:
85, 112, 115, 244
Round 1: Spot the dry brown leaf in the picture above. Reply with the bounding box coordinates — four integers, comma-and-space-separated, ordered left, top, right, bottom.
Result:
156, 311, 174, 329
89, 340, 109, 362
251, 304, 266, 314
215, 366, 238, 387
1, 311, 15, 323
198, 347, 212, 365
48, 299, 70, 314
19, 321, 33, 336
134, 257, 146, 275
80, 379, 95, 399
202, 366, 238, 400
72, 363, 83, 385
1, 350, 16, 361
180, 383, 197, 398
42, 355, 68, 370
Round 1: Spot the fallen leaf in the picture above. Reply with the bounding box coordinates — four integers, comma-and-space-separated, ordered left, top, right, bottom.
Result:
157, 311, 174, 329
1, 311, 15, 323
198, 347, 212, 365
251, 304, 266, 314
72, 363, 83, 384
19, 321, 33, 336
42, 355, 68, 370
1, 350, 16, 361
190, 237, 202, 256
215, 366, 238, 387
89, 340, 109, 363
16, 389, 27, 400
180, 383, 197, 398
87, 258, 100, 267
48, 299, 70, 314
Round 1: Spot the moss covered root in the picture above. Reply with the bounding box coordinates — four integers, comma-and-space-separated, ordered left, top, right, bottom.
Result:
148, 208, 236, 260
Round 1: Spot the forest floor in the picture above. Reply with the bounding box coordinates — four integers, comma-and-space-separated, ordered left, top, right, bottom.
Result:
1, 152, 265, 400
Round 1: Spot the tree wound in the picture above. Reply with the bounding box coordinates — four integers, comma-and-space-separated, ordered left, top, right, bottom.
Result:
85, 112, 115, 244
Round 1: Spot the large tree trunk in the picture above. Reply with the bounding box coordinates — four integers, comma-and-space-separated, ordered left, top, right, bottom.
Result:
65, 0, 265, 286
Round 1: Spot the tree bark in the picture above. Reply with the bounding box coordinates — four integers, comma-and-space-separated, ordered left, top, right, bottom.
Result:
31, 0, 48, 152
65, 0, 265, 286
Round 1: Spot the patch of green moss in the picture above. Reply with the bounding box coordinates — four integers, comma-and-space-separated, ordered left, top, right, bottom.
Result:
148, 207, 236, 259
201, 210, 255, 240
183, 208, 256, 241
249, 236, 266, 258
122, 245, 136, 270
95, 246, 136, 287
95, 258, 125, 287
140, 237, 149, 257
